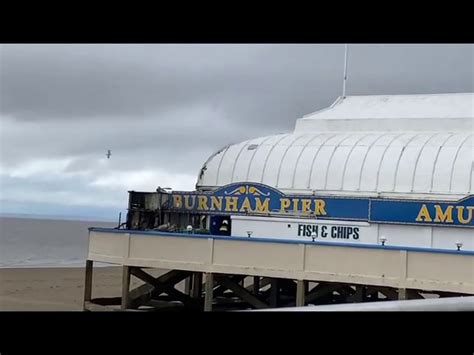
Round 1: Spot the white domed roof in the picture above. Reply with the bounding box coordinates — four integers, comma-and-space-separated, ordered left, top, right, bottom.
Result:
197, 93, 474, 200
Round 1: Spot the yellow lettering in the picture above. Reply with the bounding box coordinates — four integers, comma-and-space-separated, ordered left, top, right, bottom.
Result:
292, 198, 299, 213
198, 196, 208, 211
456, 206, 474, 224
255, 198, 270, 213
184, 195, 196, 210
240, 197, 252, 212
280, 198, 291, 213
434, 205, 453, 223
210, 196, 223, 211
225, 196, 239, 212
173, 195, 182, 209
416, 204, 432, 222
315, 200, 327, 216
301, 199, 312, 215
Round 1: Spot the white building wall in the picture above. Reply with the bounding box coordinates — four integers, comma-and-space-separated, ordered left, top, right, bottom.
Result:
231, 215, 474, 252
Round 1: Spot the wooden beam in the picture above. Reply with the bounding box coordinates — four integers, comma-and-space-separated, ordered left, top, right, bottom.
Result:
167, 271, 194, 288
132, 269, 192, 286
129, 268, 199, 309
252, 276, 260, 295
215, 276, 269, 309
369, 290, 379, 301
156, 285, 201, 308
213, 274, 246, 297
406, 289, 424, 299
184, 277, 191, 295
204, 273, 214, 312
364, 286, 377, 295
296, 280, 306, 307
365, 286, 398, 300
128, 269, 192, 304
84, 301, 116, 312
270, 279, 280, 307
347, 286, 367, 302
246, 277, 271, 292
128, 273, 153, 304
131, 267, 159, 286
121, 266, 131, 310
337, 286, 356, 298
279, 279, 297, 295
83, 260, 93, 310
398, 288, 407, 300
191, 272, 203, 299
305, 282, 345, 304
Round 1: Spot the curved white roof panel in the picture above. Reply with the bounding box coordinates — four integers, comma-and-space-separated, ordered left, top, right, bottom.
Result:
197, 93, 474, 200
295, 93, 474, 133
302, 93, 473, 120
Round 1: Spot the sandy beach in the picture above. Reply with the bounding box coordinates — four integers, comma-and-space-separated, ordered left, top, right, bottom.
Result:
0, 267, 167, 311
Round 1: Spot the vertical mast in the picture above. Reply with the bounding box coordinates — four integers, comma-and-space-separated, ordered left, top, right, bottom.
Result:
342, 44, 349, 98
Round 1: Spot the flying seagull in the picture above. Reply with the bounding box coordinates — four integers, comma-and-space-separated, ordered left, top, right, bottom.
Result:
106, 150, 111, 159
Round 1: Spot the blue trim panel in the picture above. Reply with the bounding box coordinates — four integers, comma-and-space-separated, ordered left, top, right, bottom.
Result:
164, 182, 474, 228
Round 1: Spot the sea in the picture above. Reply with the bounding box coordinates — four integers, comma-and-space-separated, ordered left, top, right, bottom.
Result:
0, 216, 117, 268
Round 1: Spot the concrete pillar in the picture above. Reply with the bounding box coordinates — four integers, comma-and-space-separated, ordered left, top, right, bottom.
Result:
398, 288, 407, 300
184, 276, 191, 295
191, 272, 203, 299
296, 280, 306, 307
121, 266, 131, 310
253, 276, 260, 295
83, 260, 93, 310
270, 279, 279, 307
204, 273, 214, 312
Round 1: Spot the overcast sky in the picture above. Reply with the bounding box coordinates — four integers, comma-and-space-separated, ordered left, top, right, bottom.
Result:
0, 44, 473, 220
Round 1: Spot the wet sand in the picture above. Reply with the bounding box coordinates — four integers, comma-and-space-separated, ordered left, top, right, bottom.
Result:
0, 267, 166, 311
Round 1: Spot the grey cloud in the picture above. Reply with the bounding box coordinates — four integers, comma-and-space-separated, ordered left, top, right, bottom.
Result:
0, 106, 253, 174
0, 44, 298, 121
5, 44, 472, 124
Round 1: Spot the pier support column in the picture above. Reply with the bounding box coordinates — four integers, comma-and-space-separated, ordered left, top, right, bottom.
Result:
398, 288, 407, 300
184, 277, 191, 295
121, 266, 131, 310
352, 286, 367, 302
204, 273, 214, 312
83, 260, 93, 310
191, 272, 203, 299
270, 279, 280, 307
296, 280, 306, 307
253, 276, 260, 295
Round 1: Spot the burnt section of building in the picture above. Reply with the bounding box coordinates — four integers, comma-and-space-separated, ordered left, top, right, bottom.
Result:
126, 189, 231, 236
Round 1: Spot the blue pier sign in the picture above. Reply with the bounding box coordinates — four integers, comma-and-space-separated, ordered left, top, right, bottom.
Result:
370, 195, 474, 227
168, 182, 474, 228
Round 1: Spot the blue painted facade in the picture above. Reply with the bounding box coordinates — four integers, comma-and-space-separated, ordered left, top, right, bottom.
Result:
167, 182, 474, 228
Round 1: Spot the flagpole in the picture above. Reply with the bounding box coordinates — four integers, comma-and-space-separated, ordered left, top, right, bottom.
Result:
342, 44, 348, 98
